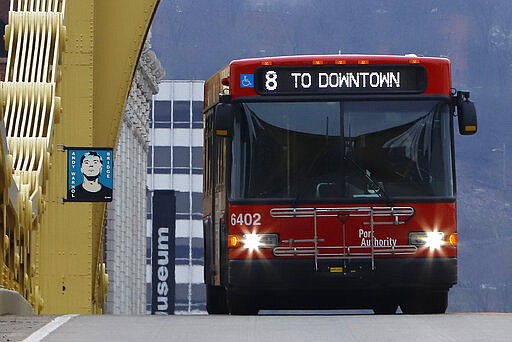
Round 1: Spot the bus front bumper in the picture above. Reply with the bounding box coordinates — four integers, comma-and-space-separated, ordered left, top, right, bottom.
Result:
228, 257, 457, 292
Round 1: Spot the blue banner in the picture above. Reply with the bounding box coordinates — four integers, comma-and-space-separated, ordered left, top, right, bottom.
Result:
151, 190, 176, 315
65, 147, 113, 202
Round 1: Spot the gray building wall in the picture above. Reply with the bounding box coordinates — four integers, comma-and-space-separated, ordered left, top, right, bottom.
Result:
147, 80, 205, 314
105, 33, 164, 314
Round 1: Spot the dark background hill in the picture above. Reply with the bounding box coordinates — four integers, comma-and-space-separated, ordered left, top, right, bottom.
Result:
150, 0, 512, 312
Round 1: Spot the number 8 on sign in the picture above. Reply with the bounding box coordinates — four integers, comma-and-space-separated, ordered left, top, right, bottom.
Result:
265, 70, 278, 91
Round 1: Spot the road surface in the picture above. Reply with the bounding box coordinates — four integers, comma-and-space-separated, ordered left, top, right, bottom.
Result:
4, 313, 512, 342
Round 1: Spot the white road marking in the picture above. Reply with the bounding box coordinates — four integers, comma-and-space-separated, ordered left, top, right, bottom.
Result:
22, 314, 78, 342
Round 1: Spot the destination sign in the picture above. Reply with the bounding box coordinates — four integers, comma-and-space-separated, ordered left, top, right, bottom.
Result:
254, 65, 427, 95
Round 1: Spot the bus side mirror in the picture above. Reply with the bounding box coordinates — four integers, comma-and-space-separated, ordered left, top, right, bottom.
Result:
214, 103, 234, 137
455, 91, 477, 135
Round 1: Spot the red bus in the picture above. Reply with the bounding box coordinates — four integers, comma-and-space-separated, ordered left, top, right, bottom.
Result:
203, 54, 477, 314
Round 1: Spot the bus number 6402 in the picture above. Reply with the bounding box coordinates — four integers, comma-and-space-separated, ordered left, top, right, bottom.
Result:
231, 213, 262, 226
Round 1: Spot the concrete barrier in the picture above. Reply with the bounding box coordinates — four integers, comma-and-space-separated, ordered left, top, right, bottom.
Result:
0, 288, 34, 315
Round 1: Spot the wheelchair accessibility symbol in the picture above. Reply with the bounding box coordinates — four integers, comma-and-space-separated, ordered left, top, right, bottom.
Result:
240, 74, 254, 88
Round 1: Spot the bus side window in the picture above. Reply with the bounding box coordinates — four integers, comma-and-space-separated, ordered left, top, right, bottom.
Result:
205, 110, 215, 196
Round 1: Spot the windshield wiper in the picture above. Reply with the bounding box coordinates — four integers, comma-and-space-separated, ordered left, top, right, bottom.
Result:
344, 156, 394, 206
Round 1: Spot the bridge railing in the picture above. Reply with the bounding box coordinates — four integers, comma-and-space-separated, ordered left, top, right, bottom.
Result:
0, 0, 66, 313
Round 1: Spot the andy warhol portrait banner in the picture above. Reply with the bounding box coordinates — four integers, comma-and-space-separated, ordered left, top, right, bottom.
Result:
65, 147, 113, 202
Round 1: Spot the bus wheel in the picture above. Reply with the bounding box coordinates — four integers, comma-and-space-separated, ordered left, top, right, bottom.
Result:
206, 285, 229, 314
228, 291, 258, 315
423, 290, 448, 314
373, 300, 398, 315
400, 290, 448, 314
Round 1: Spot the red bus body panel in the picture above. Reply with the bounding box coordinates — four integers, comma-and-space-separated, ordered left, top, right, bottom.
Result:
228, 202, 456, 260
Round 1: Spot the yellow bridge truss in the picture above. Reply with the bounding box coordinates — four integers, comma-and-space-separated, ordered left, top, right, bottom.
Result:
1, 0, 159, 314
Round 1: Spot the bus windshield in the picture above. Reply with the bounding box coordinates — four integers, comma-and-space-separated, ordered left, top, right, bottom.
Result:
230, 99, 454, 202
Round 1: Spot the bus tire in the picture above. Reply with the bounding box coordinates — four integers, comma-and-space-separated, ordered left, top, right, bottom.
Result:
423, 290, 448, 314
400, 290, 448, 314
373, 300, 398, 315
228, 291, 258, 315
206, 285, 229, 314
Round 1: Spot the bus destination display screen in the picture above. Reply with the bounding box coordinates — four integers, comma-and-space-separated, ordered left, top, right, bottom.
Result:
253, 65, 427, 95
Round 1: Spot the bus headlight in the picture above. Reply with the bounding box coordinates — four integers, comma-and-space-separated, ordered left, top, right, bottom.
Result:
242, 233, 279, 250
409, 232, 445, 249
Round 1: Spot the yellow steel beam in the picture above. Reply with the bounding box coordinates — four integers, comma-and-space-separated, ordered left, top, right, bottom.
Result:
39, 0, 159, 314
93, 0, 159, 148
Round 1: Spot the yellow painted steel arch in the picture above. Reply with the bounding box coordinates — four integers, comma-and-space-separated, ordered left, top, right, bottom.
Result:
1, 0, 159, 314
